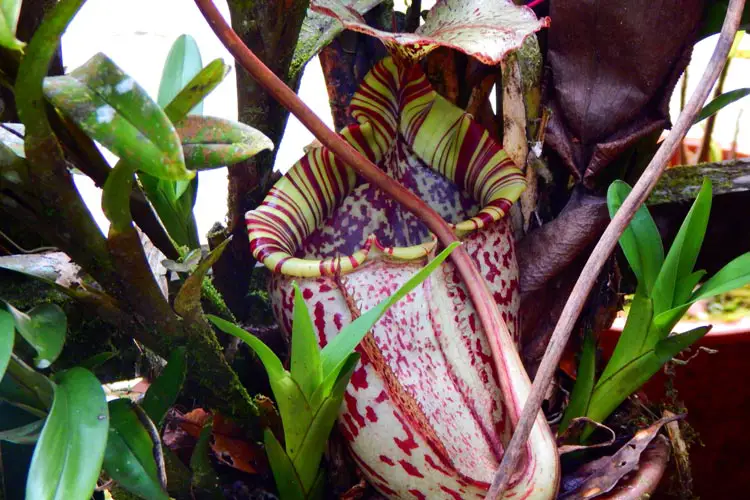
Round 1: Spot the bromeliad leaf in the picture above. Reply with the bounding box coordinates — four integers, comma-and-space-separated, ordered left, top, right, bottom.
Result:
175, 116, 273, 171
312, 0, 549, 64
607, 180, 664, 296
26, 368, 109, 500
43, 53, 193, 183
158, 34, 204, 115
4, 302, 66, 369
263, 428, 306, 499
103, 399, 169, 500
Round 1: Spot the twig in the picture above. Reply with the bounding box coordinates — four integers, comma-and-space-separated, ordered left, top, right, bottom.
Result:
486, 0, 747, 496
194, 0, 524, 433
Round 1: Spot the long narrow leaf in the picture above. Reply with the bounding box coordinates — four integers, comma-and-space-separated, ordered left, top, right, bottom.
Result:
0, 418, 44, 444
263, 428, 307, 499
141, 347, 187, 427
26, 368, 109, 500
559, 331, 596, 432
607, 180, 664, 295
0, 355, 54, 415
320, 242, 458, 376
654, 326, 711, 363
157, 34, 203, 113
290, 283, 322, 401
691, 252, 750, 301
651, 178, 712, 314
599, 292, 654, 383
694, 88, 750, 124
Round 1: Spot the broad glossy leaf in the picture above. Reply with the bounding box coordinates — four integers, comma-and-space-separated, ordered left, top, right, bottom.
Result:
158, 34, 203, 114
290, 283, 322, 401
141, 347, 187, 427
26, 367, 109, 500
691, 252, 750, 302
103, 399, 168, 500
652, 178, 712, 314
0, 355, 54, 415
320, 242, 458, 377
0, 309, 13, 380
694, 88, 750, 124
607, 181, 664, 296
0, 0, 23, 51
312, 0, 549, 64
43, 53, 192, 183
263, 428, 306, 500
0, 418, 44, 444
559, 331, 596, 432
175, 116, 273, 171
5, 302, 66, 369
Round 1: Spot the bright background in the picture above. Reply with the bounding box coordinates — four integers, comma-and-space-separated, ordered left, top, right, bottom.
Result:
60, 0, 750, 241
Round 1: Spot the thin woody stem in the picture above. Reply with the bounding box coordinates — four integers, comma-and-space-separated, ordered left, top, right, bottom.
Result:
194, 0, 528, 435
487, 0, 747, 496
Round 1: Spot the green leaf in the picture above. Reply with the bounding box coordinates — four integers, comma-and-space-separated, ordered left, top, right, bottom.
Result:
141, 347, 187, 427
607, 180, 664, 296
163, 58, 229, 123
176, 116, 273, 171
691, 252, 750, 302
292, 354, 356, 491
43, 53, 192, 184
26, 367, 109, 500
320, 242, 458, 376
0, 309, 14, 380
206, 315, 313, 458
0, 355, 54, 416
101, 161, 136, 232
103, 399, 168, 500
310, 352, 358, 410
0, 0, 24, 51
5, 302, 66, 369
263, 428, 306, 500
0, 418, 44, 444
674, 270, 707, 307
654, 326, 711, 363
694, 88, 750, 125
173, 238, 231, 320
290, 283, 322, 401
158, 34, 204, 114
599, 292, 654, 383
189, 421, 222, 498
652, 178, 712, 314
559, 331, 596, 433
79, 351, 118, 371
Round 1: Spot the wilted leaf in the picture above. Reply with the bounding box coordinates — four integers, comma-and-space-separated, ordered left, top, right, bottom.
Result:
312, 0, 548, 64
43, 53, 192, 183
559, 415, 683, 499
141, 347, 187, 427
103, 399, 169, 500
174, 237, 231, 320
5, 302, 66, 369
557, 418, 615, 455
175, 116, 273, 171
0, 0, 24, 51
546, 0, 704, 183
26, 368, 109, 500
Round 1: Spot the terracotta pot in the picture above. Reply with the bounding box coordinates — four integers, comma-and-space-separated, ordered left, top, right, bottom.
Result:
602, 317, 750, 498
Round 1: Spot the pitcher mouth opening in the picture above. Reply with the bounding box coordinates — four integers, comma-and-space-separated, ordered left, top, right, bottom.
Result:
246, 57, 526, 279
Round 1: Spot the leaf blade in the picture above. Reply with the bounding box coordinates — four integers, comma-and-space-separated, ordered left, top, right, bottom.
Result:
141, 347, 187, 427
5, 302, 66, 369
